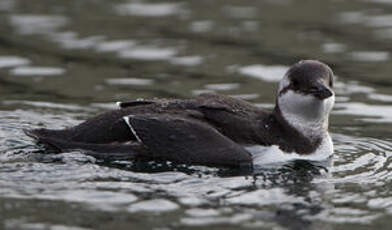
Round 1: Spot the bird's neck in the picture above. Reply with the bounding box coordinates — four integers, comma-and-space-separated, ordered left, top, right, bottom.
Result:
274, 103, 328, 141
275, 91, 334, 140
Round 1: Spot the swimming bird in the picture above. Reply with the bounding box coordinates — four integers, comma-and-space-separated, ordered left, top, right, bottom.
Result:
25, 60, 335, 168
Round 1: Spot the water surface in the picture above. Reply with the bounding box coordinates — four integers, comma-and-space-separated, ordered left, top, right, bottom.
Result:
1, 0, 392, 229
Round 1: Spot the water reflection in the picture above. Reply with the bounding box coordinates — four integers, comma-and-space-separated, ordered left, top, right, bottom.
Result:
334, 102, 392, 123
95, 40, 136, 53
0, 0, 14, 11
114, 2, 185, 17
334, 81, 375, 95
349, 51, 390, 62
321, 43, 346, 54
119, 46, 178, 60
105, 78, 154, 86
0, 56, 30, 68
169, 56, 203, 66
2, 100, 92, 112
128, 199, 179, 213
9, 15, 68, 35
368, 93, 392, 102
222, 6, 258, 19
10, 66, 66, 76
190, 20, 214, 33
54, 34, 105, 50
236, 64, 289, 82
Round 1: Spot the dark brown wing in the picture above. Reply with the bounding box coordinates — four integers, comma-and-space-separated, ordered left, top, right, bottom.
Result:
125, 114, 252, 167
25, 94, 267, 166
194, 94, 270, 145
24, 129, 150, 161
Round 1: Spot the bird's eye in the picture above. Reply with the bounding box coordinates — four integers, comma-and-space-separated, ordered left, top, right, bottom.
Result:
292, 80, 299, 88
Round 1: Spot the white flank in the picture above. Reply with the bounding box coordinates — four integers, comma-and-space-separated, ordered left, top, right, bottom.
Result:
246, 134, 333, 165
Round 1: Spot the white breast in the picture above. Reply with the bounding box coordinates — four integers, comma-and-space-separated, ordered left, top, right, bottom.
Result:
245, 134, 333, 166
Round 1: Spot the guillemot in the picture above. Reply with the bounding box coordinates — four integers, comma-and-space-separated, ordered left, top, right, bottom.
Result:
25, 60, 335, 168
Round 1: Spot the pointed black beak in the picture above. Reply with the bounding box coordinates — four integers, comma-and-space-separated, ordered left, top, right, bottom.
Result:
308, 84, 333, 100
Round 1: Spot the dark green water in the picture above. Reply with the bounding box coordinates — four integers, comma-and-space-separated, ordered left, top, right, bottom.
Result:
1, 0, 392, 229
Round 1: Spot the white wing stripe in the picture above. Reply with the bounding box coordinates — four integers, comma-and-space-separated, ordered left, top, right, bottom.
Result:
123, 116, 142, 143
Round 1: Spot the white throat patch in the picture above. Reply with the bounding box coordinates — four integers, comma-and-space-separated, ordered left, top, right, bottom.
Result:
278, 90, 335, 138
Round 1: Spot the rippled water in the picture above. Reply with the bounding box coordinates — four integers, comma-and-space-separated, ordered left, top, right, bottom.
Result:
1, 0, 392, 229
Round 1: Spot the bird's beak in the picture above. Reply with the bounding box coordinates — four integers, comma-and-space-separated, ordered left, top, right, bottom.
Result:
308, 83, 333, 100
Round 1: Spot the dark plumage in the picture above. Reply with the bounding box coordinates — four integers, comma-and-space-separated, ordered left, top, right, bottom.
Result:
25, 60, 335, 168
